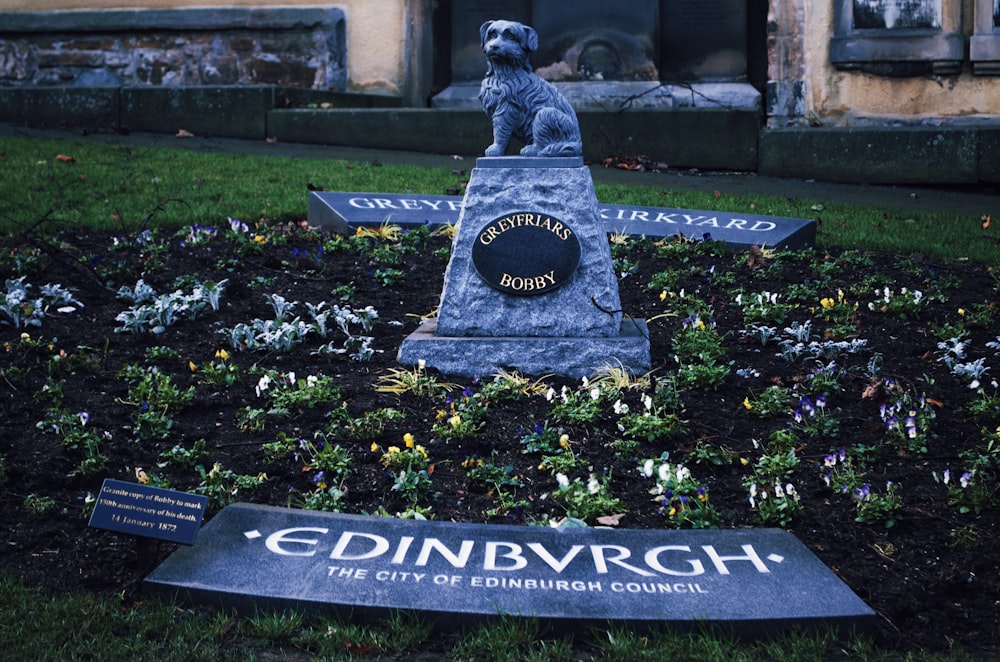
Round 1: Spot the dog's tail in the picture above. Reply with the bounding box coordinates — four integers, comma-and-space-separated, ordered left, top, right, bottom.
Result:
533, 107, 583, 157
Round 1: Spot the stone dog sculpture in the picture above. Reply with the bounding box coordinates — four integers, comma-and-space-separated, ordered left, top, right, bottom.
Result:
479, 19, 583, 158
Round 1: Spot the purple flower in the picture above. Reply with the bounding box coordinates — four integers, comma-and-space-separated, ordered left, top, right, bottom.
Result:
799, 396, 814, 416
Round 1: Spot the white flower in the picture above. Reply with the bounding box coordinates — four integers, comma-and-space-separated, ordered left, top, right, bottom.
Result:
590, 387, 601, 401
641, 459, 655, 478
255, 375, 272, 396
748, 483, 758, 508
641, 393, 653, 411
676, 465, 690, 483
587, 475, 600, 494
306, 375, 318, 388
545, 387, 556, 402
556, 473, 569, 489
657, 463, 672, 482
613, 399, 628, 415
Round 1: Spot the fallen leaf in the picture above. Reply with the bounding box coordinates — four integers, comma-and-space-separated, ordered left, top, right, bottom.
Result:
982, 214, 991, 230
176, 129, 194, 138
747, 245, 769, 270
926, 397, 944, 408
265, 136, 278, 143
55, 154, 76, 163
861, 380, 883, 401
596, 513, 625, 526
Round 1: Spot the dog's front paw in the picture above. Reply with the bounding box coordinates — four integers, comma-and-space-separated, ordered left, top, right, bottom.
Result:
484, 143, 506, 157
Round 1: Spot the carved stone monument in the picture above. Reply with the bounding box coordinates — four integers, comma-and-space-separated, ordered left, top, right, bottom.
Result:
398, 21, 650, 378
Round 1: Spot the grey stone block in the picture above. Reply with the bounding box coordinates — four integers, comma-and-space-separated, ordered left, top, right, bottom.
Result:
121, 86, 271, 138
397, 318, 651, 379
759, 126, 979, 184
0, 86, 120, 128
436, 160, 621, 338
144, 503, 877, 638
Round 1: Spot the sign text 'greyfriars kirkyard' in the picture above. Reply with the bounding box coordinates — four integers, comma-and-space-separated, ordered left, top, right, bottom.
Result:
307, 192, 817, 250
145, 504, 874, 635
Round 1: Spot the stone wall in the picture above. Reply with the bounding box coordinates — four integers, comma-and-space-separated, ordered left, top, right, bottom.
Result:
0, 7, 346, 90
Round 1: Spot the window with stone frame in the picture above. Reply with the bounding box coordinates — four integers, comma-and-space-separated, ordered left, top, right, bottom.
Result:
830, 0, 963, 75
971, 0, 1000, 73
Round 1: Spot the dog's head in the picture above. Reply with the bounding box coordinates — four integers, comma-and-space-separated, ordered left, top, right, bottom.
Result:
480, 20, 537, 70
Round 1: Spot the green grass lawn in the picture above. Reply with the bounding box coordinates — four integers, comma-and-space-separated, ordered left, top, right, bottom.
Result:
2, 135, 997, 266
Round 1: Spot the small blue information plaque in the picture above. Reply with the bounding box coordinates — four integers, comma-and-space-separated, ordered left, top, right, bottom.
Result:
89, 478, 208, 546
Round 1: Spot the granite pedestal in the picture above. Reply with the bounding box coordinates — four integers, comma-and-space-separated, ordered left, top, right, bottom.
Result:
397, 156, 650, 378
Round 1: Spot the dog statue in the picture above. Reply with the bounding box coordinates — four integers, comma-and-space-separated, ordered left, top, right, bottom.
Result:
479, 20, 583, 158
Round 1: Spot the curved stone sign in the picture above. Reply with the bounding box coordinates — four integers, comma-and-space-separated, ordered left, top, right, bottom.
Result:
471, 211, 581, 296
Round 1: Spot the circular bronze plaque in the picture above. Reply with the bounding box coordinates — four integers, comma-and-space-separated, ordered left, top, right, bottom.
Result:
471, 211, 581, 296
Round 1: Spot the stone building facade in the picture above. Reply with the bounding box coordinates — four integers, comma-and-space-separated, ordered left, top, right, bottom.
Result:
1, 1, 998, 182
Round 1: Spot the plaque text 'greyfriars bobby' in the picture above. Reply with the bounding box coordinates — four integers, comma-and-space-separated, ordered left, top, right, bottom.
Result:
472, 211, 581, 296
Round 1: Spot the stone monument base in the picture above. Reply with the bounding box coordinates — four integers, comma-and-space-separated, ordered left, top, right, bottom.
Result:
397, 318, 651, 379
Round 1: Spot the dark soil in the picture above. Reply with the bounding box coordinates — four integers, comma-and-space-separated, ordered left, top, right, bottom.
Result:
1, 222, 998, 657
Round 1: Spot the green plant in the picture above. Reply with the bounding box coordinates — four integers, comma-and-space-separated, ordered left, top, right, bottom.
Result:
235, 406, 268, 432
373, 268, 404, 286
791, 394, 839, 439
879, 384, 936, 454
549, 471, 623, 523
743, 385, 790, 418
377, 434, 433, 509
479, 369, 552, 401
0, 277, 83, 329
735, 290, 795, 325
748, 481, 803, 526
194, 462, 268, 511
291, 436, 353, 513
853, 481, 902, 528
255, 370, 342, 412
938, 426, 1000, 514
375, 361, 456, 397
464, 452, 522, 494
686, 439, 732, 466
157, 439, 210, 469
642, 456, 720, 528
432, 388, 487, 441
195, 349, 240, 387
816, 289, 859, 338
326, 405, 405, 440
675, 360, 732, 391
36, 409, 109, 475
615, 392, 688, 442
868, 286, 926, 319
22, 493, 57, 518
519, 421, 567, 455
547, 380, 614, 426
965, 386, 1000, 421
821, 447, 869, 496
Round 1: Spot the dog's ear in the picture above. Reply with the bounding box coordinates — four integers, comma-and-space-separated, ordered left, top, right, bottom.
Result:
480, 20, 494, 46
520, 24, 538, 52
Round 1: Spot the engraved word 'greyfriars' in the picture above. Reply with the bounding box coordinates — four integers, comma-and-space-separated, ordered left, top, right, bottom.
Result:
479, 20, 583, 158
